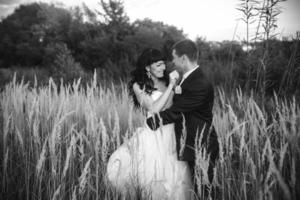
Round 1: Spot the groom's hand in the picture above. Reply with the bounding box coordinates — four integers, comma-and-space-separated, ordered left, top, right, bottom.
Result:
146, 117, 156, 130
146, 115, 160, 130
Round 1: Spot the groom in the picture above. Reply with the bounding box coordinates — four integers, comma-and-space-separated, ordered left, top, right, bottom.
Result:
146, 39, 219, 192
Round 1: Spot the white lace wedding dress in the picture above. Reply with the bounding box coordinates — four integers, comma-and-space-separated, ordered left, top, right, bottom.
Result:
106, 91, 192, 199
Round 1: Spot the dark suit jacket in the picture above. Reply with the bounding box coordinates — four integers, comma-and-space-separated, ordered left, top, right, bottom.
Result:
146, 67, 218, 162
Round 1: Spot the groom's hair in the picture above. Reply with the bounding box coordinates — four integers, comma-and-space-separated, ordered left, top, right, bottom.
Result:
172, 39, 198, 62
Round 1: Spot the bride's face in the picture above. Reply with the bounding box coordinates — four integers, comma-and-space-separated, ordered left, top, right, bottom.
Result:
148, 60, 166, 78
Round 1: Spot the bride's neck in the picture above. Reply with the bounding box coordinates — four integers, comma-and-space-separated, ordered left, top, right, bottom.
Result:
151, 76, 159, 83
151, 76, 162, 88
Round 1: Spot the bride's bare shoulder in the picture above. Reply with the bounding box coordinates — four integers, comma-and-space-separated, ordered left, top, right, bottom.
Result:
132, 82, 153, 110
132, 82, 139, 89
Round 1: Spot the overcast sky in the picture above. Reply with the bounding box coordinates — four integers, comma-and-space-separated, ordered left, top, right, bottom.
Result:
0, 0, 299, 41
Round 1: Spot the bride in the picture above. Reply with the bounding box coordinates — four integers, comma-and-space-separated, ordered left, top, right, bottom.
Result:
106, 48, 192, 199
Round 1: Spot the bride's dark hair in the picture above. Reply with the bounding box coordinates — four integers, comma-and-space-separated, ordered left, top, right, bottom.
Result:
128, 48, 169, 108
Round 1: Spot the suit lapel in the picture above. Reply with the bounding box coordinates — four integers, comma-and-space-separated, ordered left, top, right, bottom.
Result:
181, 67, 202, 88
173, 67, 203, 101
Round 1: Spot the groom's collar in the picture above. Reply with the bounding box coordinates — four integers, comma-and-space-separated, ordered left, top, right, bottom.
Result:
181, 65, 199, 83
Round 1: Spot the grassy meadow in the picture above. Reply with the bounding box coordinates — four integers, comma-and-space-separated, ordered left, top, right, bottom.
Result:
0, 75, 299, 200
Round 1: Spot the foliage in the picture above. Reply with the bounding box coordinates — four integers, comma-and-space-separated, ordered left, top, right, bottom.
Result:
0, 1, 185, 79
0, 3, 45, 67
0, 0, 299, 97
46, 42, 86, 83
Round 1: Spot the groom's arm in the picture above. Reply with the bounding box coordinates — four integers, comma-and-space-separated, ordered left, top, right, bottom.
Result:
146, 84, 208, 130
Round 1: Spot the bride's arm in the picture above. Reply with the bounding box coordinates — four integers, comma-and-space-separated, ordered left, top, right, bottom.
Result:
164, 91, 174, 109
133, 82, 175, 113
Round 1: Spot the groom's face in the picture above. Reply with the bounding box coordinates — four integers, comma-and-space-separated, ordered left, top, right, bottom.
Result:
171, 49, 184, 74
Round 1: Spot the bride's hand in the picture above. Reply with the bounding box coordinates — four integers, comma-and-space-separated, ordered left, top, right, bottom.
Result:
169, 70, 179, 86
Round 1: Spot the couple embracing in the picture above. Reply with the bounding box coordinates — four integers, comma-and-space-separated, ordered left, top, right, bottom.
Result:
107, 39, 219, 199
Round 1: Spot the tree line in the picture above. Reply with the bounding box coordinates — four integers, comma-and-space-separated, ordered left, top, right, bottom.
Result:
0, 0, 299, 98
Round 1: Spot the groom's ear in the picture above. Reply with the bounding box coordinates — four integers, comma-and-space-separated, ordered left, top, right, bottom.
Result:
182, 54, 188, 62
182, 54, 190, 66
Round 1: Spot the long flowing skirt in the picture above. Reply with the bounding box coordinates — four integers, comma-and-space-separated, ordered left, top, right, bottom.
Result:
106, 123, 193, 199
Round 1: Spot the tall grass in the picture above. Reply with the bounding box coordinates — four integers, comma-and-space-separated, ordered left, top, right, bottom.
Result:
0, 75, 299, 200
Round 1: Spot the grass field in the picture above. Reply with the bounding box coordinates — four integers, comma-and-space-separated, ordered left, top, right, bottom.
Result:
0, 75, 299, 200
